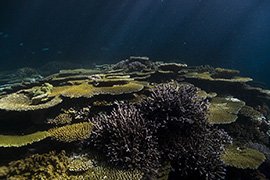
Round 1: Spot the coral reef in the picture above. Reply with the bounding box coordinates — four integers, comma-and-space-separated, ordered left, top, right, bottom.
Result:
69, 164, 144, 180
68, 155, 94, 172
49, 122, 93, 142
137, 82, 232, 179
184, 71, 252, 83
207, 97, 245, 124
223, 105, 270, 144
0, 131, 50, 147
0, 92, 62, 111
64, 106, 92, 121
246, 142, 270, 163
109, 56, 158, 72
2, 150, 69, 180
221, 146, 265, 169
47, 113, 72, 125
212, 67, 240, 79
50, 80, 144, 98
31, 83, 53, 97
91, 82, 232, 179
91, 104, 160, 173
14, 67, 40, 79
0, 166, 9, 177
158, 63, 187, 73
1, 58, 270, 179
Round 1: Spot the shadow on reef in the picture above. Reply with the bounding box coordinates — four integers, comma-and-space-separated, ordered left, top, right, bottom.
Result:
0, 56, 269, 179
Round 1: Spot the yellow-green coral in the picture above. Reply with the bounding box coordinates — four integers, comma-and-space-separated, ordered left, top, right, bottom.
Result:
68, 156, 94, 172
29, 83, 53, 105
47, 113, 72, 125
207, 97, 245, 124
0, 166, 9, 177
48, 122, 93, 142
69, 164, 143, 180
213, 67, 240, 79
67, 151, 144, 180
5, 150, 69, 180
184, 72, 252, 82
31, 83, 53, 97
0, 131, 50, 147
50, 81, 144, 98
0, 92, 62, 111
221, 146, 265, 169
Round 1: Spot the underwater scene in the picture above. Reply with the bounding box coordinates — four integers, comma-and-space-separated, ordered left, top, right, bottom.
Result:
0, 1, 270, 180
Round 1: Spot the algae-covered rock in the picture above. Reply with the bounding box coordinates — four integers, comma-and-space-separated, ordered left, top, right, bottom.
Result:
0, 131, 50, 147
221, 146, 265, 169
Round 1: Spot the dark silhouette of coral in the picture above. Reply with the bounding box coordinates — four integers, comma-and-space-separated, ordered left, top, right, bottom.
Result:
91, 82, 232, 179
137, 82, 232, 179
91, 104, 160, 173
109, 56, 158, 72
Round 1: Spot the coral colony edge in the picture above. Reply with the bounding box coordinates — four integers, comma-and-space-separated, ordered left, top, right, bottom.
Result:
0, 56, 269, 180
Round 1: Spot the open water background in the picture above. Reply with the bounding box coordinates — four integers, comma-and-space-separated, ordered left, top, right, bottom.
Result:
0, 0, 269, 87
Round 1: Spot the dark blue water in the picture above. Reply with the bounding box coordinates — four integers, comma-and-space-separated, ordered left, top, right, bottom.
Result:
1, 0, 269, 87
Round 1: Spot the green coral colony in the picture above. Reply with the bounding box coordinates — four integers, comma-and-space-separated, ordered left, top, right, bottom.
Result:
0, 56, 269, 179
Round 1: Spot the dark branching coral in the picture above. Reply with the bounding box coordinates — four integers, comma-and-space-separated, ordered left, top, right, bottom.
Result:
109, 56, 157, 72
137, 82, 209, 129
138, 82, 232, 179
91, 82, 231, 179
91, 104, 160, 173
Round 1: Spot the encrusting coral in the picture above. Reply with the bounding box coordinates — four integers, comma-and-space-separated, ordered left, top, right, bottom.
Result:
49, 122, 93, 142
2, 150, 69, 180
68, 155, 94, 172
47, 113, 72, 125
67, 152, 144, 180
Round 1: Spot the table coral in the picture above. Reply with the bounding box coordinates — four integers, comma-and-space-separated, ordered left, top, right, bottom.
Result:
207, 97, 245, 124
221, 146, 265, 169
212, 67, 240, 79
0, 131, 50, 147
0, 92, 62, 111
49, 122, 93, 142
50, 81, 144, 98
